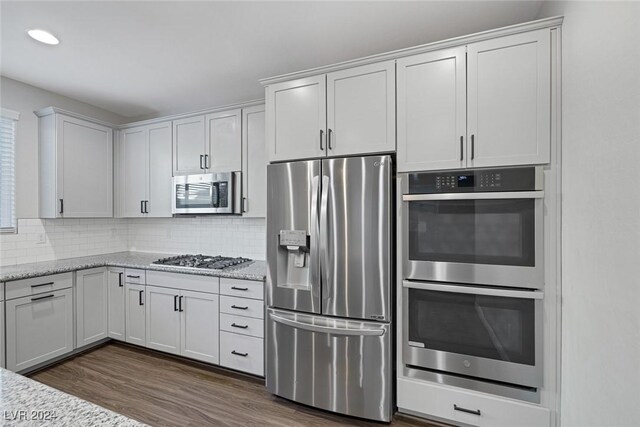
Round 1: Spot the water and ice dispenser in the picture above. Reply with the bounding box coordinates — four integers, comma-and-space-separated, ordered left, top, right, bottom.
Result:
277, 230, 311, 290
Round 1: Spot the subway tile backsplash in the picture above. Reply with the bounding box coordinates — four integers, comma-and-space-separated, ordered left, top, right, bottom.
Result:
0, 217, 266, 267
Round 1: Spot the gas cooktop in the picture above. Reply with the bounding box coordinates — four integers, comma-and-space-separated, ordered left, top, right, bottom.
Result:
152, 254, 252, 270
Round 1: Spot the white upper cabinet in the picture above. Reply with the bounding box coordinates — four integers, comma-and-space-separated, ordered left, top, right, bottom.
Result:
326, 61, 395, 157
147, 122, 173, 217
172, 115, 206, 175
37, 109, 113, 218
118, 121, 172, 217
120, 127, 148, 217
397, 47, 466, 172
266, 75, 326, 162
266, 62, 395, 163
206, 109, 241, 172
396, 28, 552, 172
242, 105, 266, 217
467, 29, 551, 168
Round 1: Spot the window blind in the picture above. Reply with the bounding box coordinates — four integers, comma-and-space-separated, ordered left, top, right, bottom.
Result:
0, 108, 19, 233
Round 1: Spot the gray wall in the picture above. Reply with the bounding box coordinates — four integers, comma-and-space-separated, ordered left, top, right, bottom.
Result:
538, 2, 640, 426
0, 76, 128, 218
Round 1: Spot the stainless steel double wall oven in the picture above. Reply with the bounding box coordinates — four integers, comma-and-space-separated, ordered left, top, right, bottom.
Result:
401, 166, 545, 402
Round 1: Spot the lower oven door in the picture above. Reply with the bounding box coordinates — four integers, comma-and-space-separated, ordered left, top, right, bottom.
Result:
403, 281, 543, 388
266, 308, 392, 422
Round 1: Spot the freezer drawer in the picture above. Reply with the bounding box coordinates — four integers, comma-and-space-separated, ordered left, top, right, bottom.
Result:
266, 308, 392, 422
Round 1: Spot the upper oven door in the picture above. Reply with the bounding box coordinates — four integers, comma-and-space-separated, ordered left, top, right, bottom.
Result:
402, 189, 544, 288
172, 172, 237, 214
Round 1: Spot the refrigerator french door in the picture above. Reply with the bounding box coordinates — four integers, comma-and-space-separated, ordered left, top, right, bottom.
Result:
266, 156, 392, 422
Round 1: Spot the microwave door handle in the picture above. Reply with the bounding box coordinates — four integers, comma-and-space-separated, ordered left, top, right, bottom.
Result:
403, 281, 544, 299
402, 191, 544, 202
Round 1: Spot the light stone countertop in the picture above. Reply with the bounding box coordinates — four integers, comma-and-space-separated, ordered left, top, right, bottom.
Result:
0, 367, 145, 426
0, 252, 266, 283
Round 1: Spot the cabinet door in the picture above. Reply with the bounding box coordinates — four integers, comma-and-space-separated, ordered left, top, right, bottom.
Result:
180, 290, 219, 364
107, 268, 125, 340
467, 29, 551, 167
326, 61, 395, 157
57, 115, 113, 217
241, 105, 266, 217
125, 283, 146, 346
5, 288, 74, 372
173, 115, 206, 175
147, 122, 173, 217
206, 109, 241, 172
119, 126, 148, 217
76, 268, 108, 347
0, 303, 4, 368
397, 47, 467, 171
266, 75, 326, 162
145, 285, 181, 355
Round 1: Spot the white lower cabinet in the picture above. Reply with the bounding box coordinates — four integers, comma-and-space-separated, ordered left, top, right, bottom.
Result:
125, 283, 146, 346
220, 332, 264, 376
180, 290, 219, 364
145, 285, 181, 355
107, 268, 125, 340
76, 268, 108, 347
5, 288, 74, 372
397, 377, 550, 427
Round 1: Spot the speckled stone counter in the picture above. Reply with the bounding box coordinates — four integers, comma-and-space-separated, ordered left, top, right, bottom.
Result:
0, 252, 266, 283
0, 368, 144, 426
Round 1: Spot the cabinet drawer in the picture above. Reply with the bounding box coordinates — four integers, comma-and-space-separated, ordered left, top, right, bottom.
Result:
397, 378, 550, 427
124, 269, 146, 284
220, 278, 263, 300
220, 295, 264, 319
146, 270, 219, 294
220, 313, 264, 338
5, 273, 73, 301
220, 331, 264, 376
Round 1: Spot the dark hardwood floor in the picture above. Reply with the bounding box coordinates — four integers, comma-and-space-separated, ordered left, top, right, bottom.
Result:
29, 343, 442, 427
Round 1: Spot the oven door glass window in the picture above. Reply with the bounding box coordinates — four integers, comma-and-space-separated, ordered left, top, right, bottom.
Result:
175, 182, 215, 209
408, 199, 535, 266
408, 288, 535, 365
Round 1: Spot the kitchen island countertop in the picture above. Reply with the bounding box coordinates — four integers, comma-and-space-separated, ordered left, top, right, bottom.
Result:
0, 252, 266, 283
0, 367, 144, 426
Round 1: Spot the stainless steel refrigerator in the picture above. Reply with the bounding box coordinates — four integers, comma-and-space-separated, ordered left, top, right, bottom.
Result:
266, 155, 393, 422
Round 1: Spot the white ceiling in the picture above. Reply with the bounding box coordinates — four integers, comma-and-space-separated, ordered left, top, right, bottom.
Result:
1, 1, 544, 121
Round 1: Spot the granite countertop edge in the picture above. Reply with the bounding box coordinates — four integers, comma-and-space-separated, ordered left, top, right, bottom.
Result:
0, 252, 266, 283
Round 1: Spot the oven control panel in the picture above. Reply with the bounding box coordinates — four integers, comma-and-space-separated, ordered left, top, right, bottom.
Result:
408, 167, 540, 194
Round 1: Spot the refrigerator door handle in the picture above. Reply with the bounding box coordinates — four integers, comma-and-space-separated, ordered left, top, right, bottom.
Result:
310, 175, 321, 297
319, 175, 330, 300
269, 312, 385, 336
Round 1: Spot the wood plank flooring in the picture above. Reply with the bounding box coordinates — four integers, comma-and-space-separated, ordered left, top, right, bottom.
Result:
30, 343, 442, 427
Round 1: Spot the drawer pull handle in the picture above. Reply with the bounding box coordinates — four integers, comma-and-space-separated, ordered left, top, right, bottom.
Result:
231, 286, 249, 291
31, 282, 54, 288
454, 404, 481, 416
127, 275, 141, 279
231, 323, 249, 329
231, 350, 248, 357
31, 294, 55, 302
231, 305, 248, 310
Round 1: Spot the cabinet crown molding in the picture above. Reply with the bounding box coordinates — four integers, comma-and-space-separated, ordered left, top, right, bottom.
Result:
259, 16, 563, 86
34, 106, 115, 128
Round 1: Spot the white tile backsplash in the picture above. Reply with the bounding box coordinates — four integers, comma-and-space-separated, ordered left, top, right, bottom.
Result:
0, 217, 266, 267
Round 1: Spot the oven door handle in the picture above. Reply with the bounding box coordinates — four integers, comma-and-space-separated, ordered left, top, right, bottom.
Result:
403, 281, 544, 299
402, 191, 544, 201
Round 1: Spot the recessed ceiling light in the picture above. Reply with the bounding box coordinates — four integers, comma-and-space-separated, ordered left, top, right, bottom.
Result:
27, 29, 59, 45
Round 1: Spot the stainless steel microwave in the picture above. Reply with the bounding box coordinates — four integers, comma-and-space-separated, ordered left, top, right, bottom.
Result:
172, 172, 241, 215
401, 166, 545, 289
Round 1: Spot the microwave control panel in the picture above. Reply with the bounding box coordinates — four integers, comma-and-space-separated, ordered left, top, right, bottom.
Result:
408, 167, 540, 194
